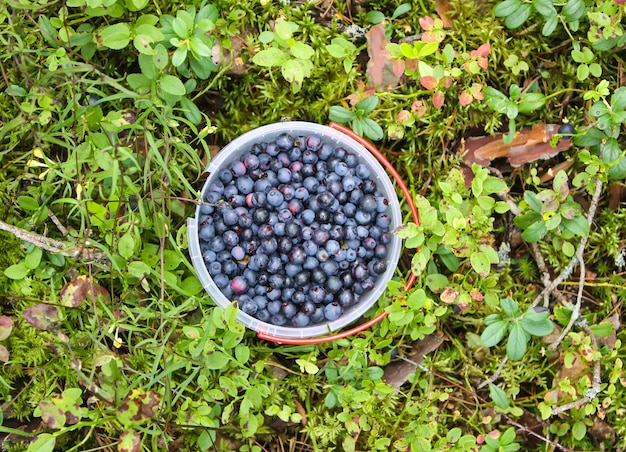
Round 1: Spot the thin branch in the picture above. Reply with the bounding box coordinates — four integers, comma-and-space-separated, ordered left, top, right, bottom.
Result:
0, 219, 107, 263
548, 179, 603, 350
477, 356, 509, 390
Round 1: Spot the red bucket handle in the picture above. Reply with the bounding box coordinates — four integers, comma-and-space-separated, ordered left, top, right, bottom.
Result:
256, 122, 420, 345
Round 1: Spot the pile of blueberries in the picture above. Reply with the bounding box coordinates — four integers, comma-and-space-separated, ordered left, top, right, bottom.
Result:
197, 132, 393, 328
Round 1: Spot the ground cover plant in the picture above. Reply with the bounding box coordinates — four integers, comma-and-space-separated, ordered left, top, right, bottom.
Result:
0, 0, 625, 451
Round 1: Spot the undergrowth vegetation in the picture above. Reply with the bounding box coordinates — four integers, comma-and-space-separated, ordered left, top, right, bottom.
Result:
0, 0, 625, 451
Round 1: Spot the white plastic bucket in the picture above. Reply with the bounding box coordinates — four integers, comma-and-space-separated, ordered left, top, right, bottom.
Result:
187, 122, 402, 339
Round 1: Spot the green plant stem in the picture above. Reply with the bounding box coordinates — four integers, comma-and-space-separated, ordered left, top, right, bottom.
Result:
542, 87, 580, 102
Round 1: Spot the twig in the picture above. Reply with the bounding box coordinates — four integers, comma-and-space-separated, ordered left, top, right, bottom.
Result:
0, 219, 107, 263
477, 356, 509, 390
548, 179, 603, 350
550, 323, 602, 416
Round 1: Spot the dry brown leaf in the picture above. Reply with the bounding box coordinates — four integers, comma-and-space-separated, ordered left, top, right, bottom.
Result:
462, 123, 572, 168
382, 333, 445, 390
434, 0, 454, 29
366, 24, 403, 90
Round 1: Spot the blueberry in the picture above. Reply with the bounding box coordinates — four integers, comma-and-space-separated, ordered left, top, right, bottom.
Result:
213, 273, 229, 289
208, 261, 222, 275
257, 309, 270, 322
305, 135, 322, 151
558, 123, 575, 139
231, 246, 245, 261
219, 169, 233, 184
276, 133, 294, 149
231, 276, 249, 295
335, 162, 349, 177
230, 161, 247, 177
270, 313, 287, 325
267, 189, 284, 208
337, 290, 355, 308
291, 311, 310, 327
311, 307, 325, 323
199, 224, 216, 241
289, 247, 307, 265
267, 300, 282, 315
282, 302, 297, 319
310, 286, 327, 304
222, 208, 239, 226
376, 213, 392, 229
244, 154, 260, 170
317, 192, 335, 208
239, 296, 258, 315
285, 221, 301, 238
324, 302, 343, 321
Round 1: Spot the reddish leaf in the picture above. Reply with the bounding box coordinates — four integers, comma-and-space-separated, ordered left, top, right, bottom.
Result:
432, 92, 445, 108
0, 345, 8, 362
118, 389, 162, 427
23, 304, 61, 331
419, 16, 435, 30
118, 430, 142, 452
459, 91, 473, 106
440, 287, 460, 303
392, 59, 405, 78
420, 75, 438, 90
0, 316, 13, 341
472, 43, 491, 58
60, 275, 110, 308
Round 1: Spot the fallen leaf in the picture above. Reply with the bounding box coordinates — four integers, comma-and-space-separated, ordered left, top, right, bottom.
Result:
382, 333, 445, 390
59, 275, 109, 308
434, 2, 454, 29
0, 316, 13, 341
23, 304, 61, 331
462, 123, 572, 167
366, 24, 402, 90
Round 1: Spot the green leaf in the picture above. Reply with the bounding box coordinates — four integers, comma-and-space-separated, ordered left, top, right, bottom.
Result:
488, 383, 510, 409
189, 36, 212, 59
274, 18, 293, 41
501, 297, 519, 318
562, 0, 585, 21
366, 10, 386, 24
521, 221, 547, 242
99, 23, 131, 50
326, 44, 347, 58
4, 263, 29, 280
470, 251, 492, 276
494, 0, 521, 17
180, 96, 202, 125
24, 247, 42, 270
572, 421, 586, 441
561, 216, 589, 237
171, 46, 187, 67
573, 127, 606, 147
206, 351, 230, 369
391, 3, 412, 19
481, 320, 508, 347
532, 0, 556, 17
589, 322, 614, 337
505, 3, 532, 28
355, 95, 379, 114
26, 434, 55, 452
518, 93, 546, 113
17, 196, 39, 211
118, 232, 135, 259
426, 274, 449, 292
329, 106, 356, 124
611, 87, 626, 111
507, 322, 528, 360
482, 178, 508, 195
542, 15, 559, 35
524, 191, 542, 212
411, 248, 431, 275
252, 48, 286, 67
290, 42, 314, 60
158, 75, 186, 96
485, 313, 503, 326
360, 117, 384, 141
521, 315, 554, 337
